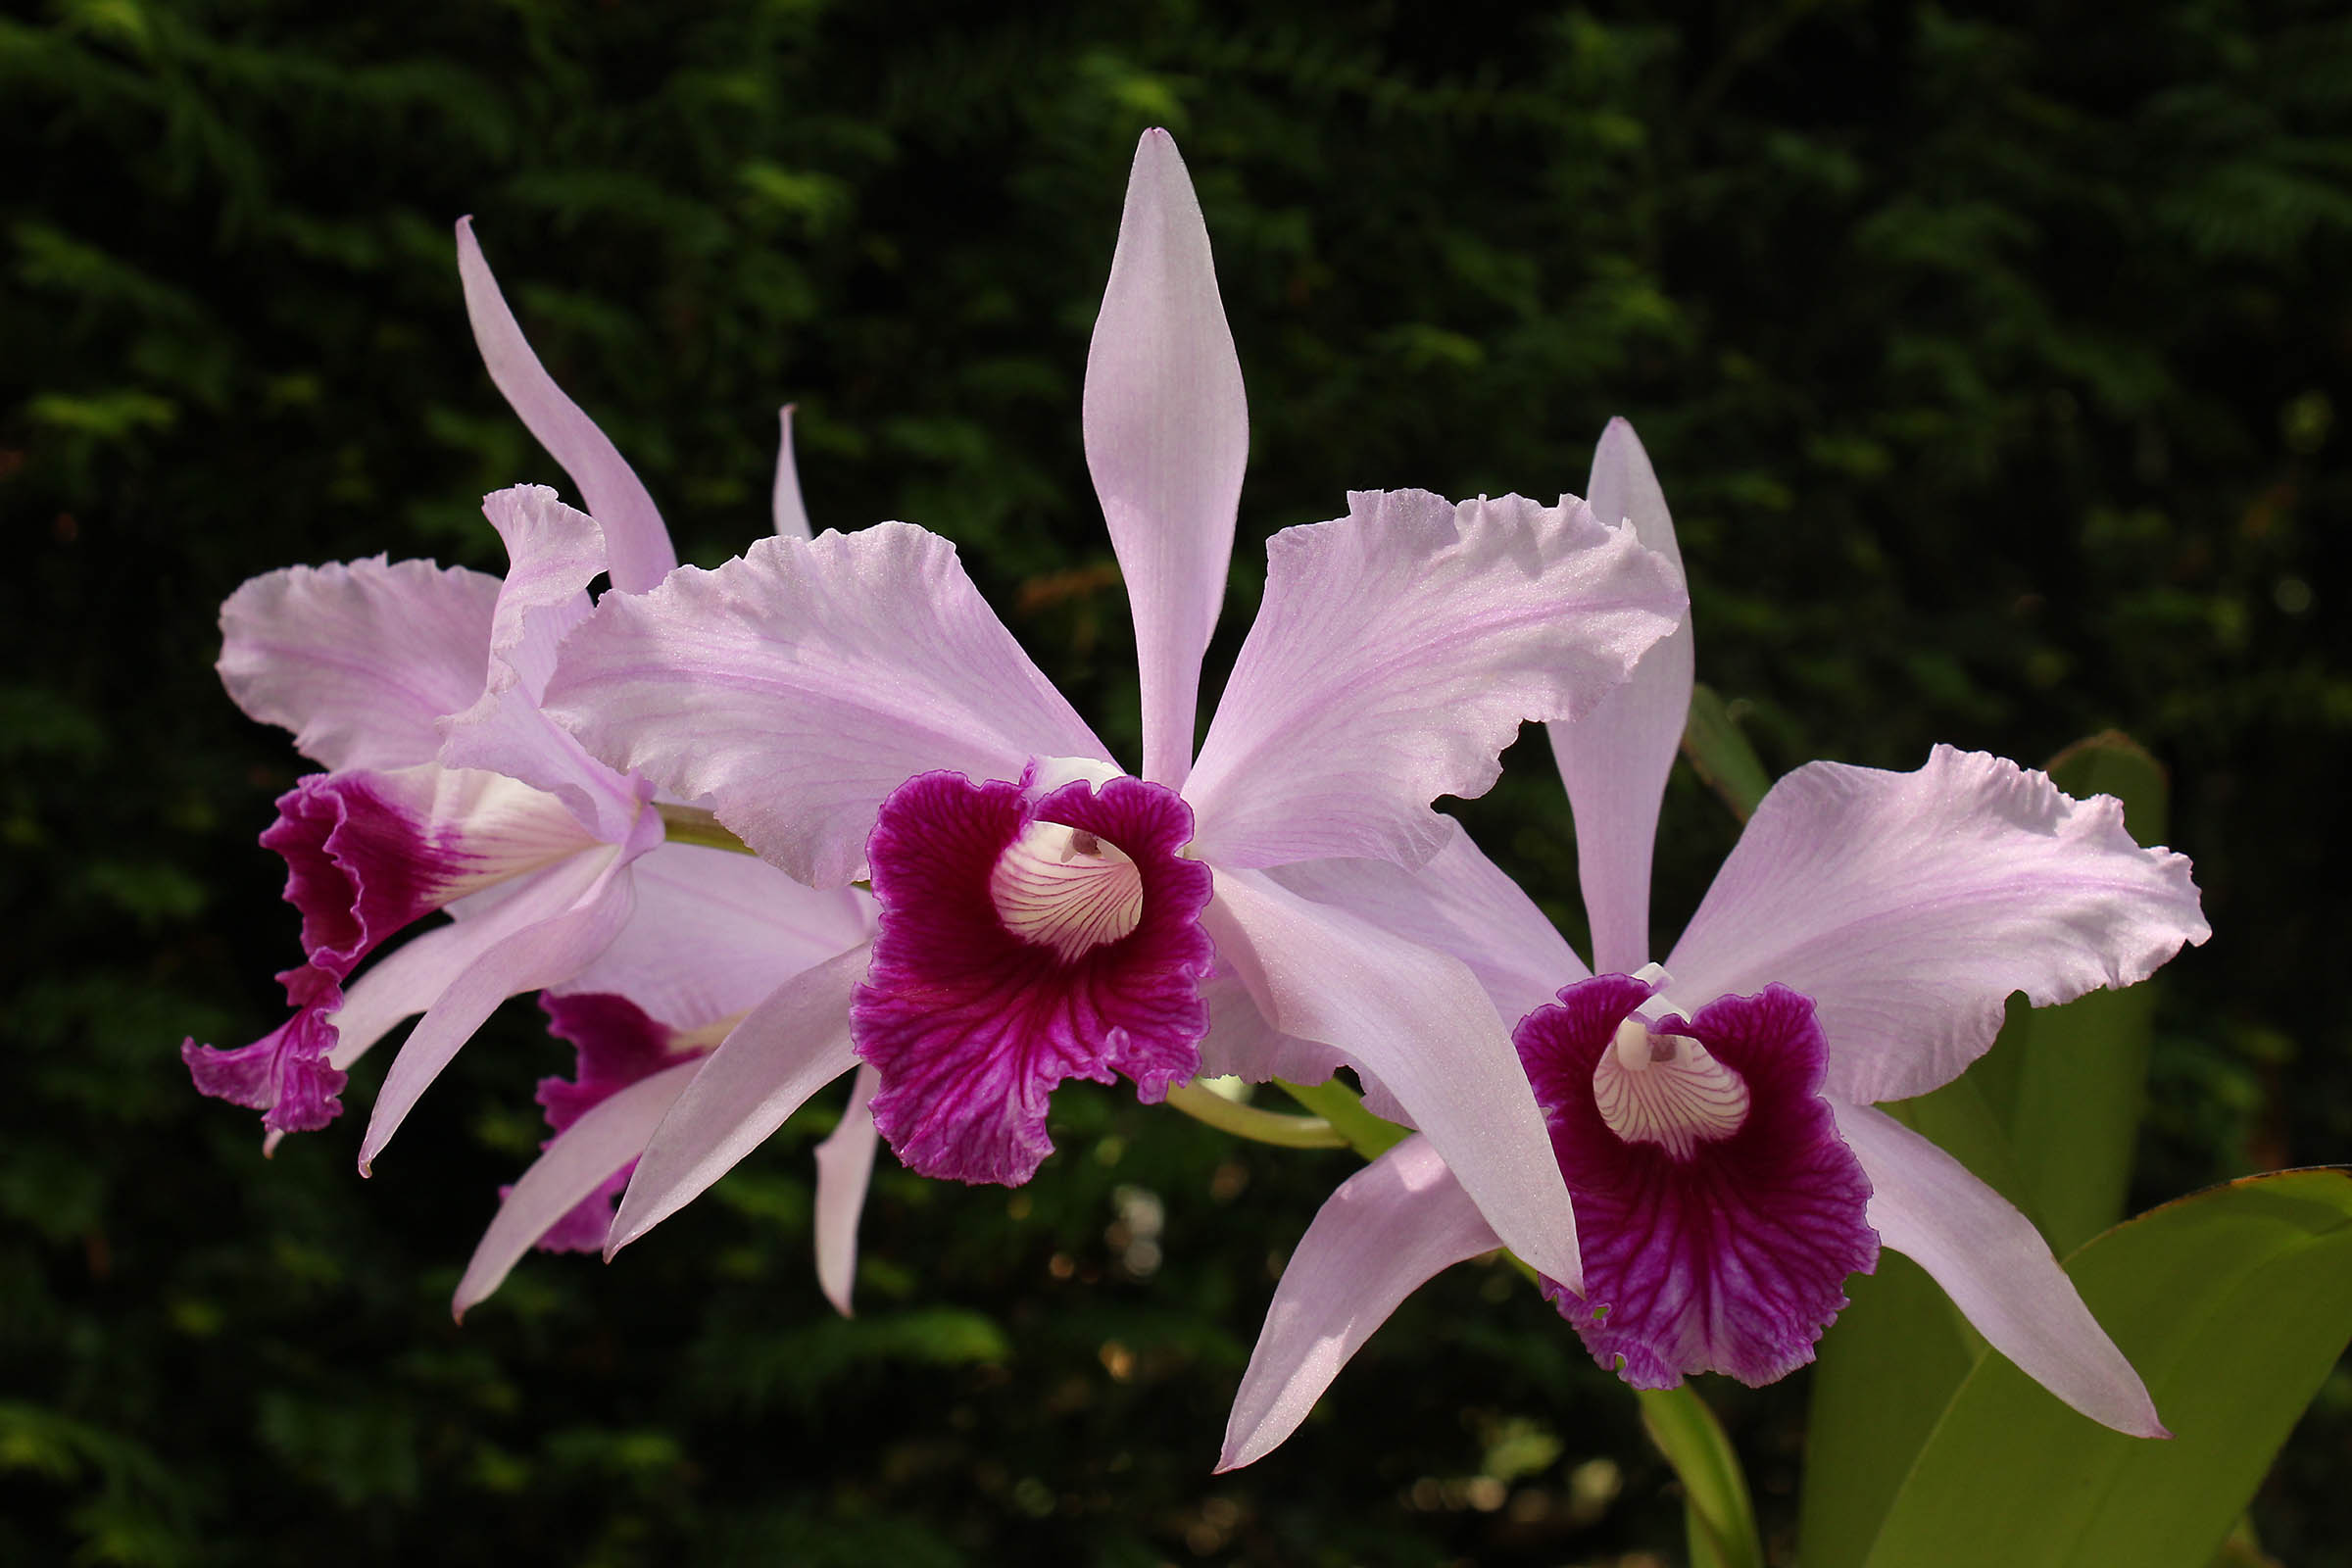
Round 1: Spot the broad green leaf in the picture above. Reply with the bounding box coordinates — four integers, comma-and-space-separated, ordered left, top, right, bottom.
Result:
1859, 1168, 2352, 1568
1680, 683, 1773, 821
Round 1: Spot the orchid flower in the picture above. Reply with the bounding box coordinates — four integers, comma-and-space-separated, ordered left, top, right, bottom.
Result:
538, 129, 1689, 1292
1220, 418, 2211, 1470
184, 225, 882, 1304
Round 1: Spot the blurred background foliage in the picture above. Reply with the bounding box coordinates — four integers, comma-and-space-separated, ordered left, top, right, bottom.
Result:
4, 0, 2349, 1561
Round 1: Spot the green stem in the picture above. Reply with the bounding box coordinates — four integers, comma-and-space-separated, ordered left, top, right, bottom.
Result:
656, 803, 759, 855
1273, 1078, 1410, 1161
1163, 1082, 1348, 1149
1638, 1384, 1764, 1568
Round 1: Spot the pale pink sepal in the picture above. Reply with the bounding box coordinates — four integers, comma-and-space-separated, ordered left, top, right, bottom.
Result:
1185, 490, 1686, 871
812, 1062, 881, 1316
359, 849, 638, 1172
1831, 1099, 2167, 1438
1547, 418, 1692, 975
545, 524, 1111, 888
219, 559, 499, 773
557, 842, 871, 1029
772, 406, 812, 541
451, 1057, 699, 1320
455, 219, 675, 594
439, 486, 644, 842
1265, 817, 1588, 1027
1202, 868, 1581, 1291
607, 944, 872, 1255
1220, 1135, 1500, 1471
1666, 745, 2210, 1104
1083, 128, 1249, 789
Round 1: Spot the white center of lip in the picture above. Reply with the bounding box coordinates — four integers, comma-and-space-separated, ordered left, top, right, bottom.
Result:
989, 820, 1144, 961
1592, 1016, 1752, 1159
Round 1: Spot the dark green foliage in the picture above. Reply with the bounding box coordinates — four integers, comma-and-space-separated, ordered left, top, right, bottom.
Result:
4, 0, 2347, 1561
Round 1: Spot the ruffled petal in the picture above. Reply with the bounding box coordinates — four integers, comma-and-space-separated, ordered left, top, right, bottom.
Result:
555, 841, 871, 1029
545, 523, 1110, 888
1083, 128, 1248, 788
854, 773, 1213, 1185
607, 945, 871, 1254
1186, 490, 1686, 869
219, 558, 498, 772
456, 219, 675, 594
359, 851, 636, 1172
181, 964, 348, 1135
1201, 867, 1582, 1291
452, 1058, 699, 1319
1666, 745, 2212, 1103
813, 1063, 881, 1316
772, 406, 812, 540
438, 486, 644, 842
1519, 977, 1876, 1389
1831, 1099, 2165, 1437
1547, 418, 1692, 974
1220, 1135, 1501, 1472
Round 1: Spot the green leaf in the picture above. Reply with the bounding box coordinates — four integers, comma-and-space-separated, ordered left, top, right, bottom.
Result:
1859, 1168, 2352, 1568
1679, 683, 1773, 821
1637, 1385, 1762, 1568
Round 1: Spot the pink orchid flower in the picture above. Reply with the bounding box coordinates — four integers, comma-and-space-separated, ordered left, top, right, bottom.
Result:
1220, 418, 2212, 1470
539, 129, 1690, 1291
183, 227, 878, 1305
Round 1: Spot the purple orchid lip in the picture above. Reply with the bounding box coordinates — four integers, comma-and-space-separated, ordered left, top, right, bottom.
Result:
852, 768, 1214, 1186
1518, 973, 1878, 1389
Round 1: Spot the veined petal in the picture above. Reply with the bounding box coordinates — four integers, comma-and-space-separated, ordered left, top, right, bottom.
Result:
1547, 419, 1692, 975
1083, 128, 1248, 788
544, 524, 1111, 888
1220, 1135, 1501, 1471
439, 486, 644, 842
556, 841, 872, 1029
219, 558, 498, 772
813, 1062, 881, 1316
1831, 1100, 2166, 1437
1202, 867, 1582, 1290
1666, 745, 2211, 1103
772, 406, 812, 541
456, 219, 675, 594
1186, 490, 1686, 870
182, 964, 348, 1135
359, 850, 636, 1172
453, 1058, 699, 1319
607, 945, 870, 1254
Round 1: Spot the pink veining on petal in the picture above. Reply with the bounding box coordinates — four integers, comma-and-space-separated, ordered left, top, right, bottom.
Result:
1517, 974, 1877, 1389
517, 992, 704, 1252
854, 770, 1214, 1186
181, 963, 350, 1134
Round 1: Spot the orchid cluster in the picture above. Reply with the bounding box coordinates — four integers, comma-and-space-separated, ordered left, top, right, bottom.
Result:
184, 130, 2209, 1475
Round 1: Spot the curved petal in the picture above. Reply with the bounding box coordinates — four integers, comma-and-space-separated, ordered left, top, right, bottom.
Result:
1831, 1100, 2165, 1437
545, 524, 1111, 888
772, 406, 812, 540
1265, 816, 1587, 1026
219, 558, 499, 772
455, 219, 675, 594
1084, 128, 1248, 789
1547, 418, 1692, 975
1666, 746, 2211, 1103
1220, 1135, 1500, 1471
1202, 867, 1581, 1291
452, 1058, 699, 1320
359, 850, 636, 1172
557, 842, 871, 1029
1186, 490, 1686, 870
438, 486, 643, 841
607, 944, 871, 1254
812, 1062, 881, 1316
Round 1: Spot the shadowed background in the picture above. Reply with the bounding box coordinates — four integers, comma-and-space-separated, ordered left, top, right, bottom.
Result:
5, 0, 2349, 1562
